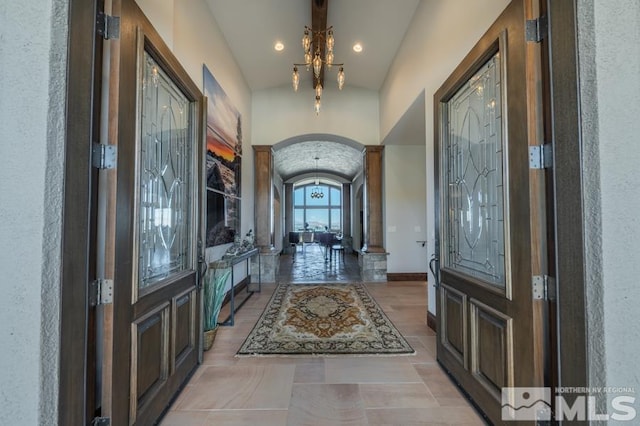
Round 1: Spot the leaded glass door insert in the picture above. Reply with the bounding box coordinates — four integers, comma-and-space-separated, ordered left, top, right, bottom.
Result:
137, 51, 194, 291
442, 51, 508, 289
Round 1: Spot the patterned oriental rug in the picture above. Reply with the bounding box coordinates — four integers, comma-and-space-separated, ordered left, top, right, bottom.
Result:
237, 284, 415, 356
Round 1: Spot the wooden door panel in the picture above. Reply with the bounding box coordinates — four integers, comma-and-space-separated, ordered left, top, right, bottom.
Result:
133, 274, 195, 318
132, 304, 170, 412
470, 299, 513, 401
173, 289, 197, 368
440, 284, 467, 367
442, 270, 510, 313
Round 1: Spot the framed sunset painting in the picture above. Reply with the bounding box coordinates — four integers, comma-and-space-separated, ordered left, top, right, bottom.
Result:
203, 65, 242, 247
203, 65, 242, 155
206, 126, 240, 197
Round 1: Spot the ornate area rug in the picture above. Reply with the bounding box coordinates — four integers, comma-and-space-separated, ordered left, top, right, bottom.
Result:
237, 283, 415, 356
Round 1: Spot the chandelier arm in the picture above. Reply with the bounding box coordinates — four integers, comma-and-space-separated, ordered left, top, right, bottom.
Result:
293, 62, 343, 67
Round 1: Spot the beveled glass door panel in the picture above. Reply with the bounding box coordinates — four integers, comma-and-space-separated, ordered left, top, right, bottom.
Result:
442, 50, 507, 289
137, 51, 194, 292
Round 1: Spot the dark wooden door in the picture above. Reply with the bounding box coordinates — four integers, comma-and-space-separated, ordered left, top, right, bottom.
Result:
100, 1, 205, 424
434, 1, 549, 424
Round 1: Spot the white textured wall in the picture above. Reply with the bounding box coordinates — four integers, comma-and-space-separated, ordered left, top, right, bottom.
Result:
380, 0, 509, 313
0, 0, 67, 424
252, 86, 380, 146
578, 0, 640, 400
136, 0, 174, 48
384, 146, 427, 273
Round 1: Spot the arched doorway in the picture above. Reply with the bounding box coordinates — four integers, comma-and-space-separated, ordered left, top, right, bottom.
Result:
266, 135, 365, 283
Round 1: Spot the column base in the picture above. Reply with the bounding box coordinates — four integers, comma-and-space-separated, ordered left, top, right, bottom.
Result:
251, 247, 280, 284
358, 251, 388, 282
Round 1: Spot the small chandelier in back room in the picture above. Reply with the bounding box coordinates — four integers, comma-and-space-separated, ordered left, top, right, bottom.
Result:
310, 156, 324, 199
292, 24, 345, 115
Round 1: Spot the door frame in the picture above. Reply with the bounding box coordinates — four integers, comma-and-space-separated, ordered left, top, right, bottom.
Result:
546, 0, 589, 391
59, 0, 100, 424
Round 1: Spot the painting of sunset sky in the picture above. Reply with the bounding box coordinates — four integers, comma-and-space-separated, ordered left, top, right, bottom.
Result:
203, 65, 242, 155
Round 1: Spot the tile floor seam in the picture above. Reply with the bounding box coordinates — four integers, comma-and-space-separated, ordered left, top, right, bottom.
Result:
161, 255, 485, 425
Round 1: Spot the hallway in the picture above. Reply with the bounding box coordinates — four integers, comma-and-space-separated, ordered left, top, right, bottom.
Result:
279, 243, 361, 283
160, 253, 484, 425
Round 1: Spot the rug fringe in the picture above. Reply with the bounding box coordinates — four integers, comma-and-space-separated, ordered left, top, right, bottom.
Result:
235, 351, 416, 358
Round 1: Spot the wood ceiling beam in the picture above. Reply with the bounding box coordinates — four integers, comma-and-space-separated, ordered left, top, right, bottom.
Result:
311, 0, 327, 88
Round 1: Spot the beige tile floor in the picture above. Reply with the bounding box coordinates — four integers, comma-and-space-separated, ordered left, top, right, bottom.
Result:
161, 261, 486, 425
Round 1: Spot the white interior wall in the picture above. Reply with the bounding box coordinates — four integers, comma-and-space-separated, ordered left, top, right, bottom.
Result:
135, 0, 174, 48
380, 0, 510, 313
252, 86, 379, 146
577, 0, 640, 396
0, 0, 68, 424
384, 145, 427, 273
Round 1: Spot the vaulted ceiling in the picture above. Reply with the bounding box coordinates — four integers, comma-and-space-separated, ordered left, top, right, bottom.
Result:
205, 0, 419, 91
274, 140, 363, 183
205, 0, 422, 181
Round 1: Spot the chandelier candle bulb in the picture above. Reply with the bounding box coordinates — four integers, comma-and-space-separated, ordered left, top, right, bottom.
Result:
326, 29, 335, 51
313, 53, 322, 78
337, 67, 345, 90
302, 29, 311, 52
292, 67, 299, 91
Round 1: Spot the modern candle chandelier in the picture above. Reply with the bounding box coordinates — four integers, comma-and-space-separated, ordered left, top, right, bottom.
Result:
310, 156, 324, 199
292, 25, 345, 115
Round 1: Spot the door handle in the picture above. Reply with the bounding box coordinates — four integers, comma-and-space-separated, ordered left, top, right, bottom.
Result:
429, 254, 440, 289
198, 255, 208, 279
197, 239, 208, 290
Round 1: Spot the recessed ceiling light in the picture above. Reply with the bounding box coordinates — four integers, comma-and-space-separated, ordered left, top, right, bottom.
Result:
353, 43, 363, 53
274, 41, 284, 51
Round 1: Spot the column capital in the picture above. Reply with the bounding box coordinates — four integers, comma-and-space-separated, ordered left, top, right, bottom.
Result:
253, 145, 274, 153
362, 145, 385, 154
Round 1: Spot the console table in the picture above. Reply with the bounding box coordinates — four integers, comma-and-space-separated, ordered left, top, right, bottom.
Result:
208, 247, 261, 326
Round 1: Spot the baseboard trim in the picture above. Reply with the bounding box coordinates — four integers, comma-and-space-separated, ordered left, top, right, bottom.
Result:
387, 273, 428, 282
427, 311, 437, 332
